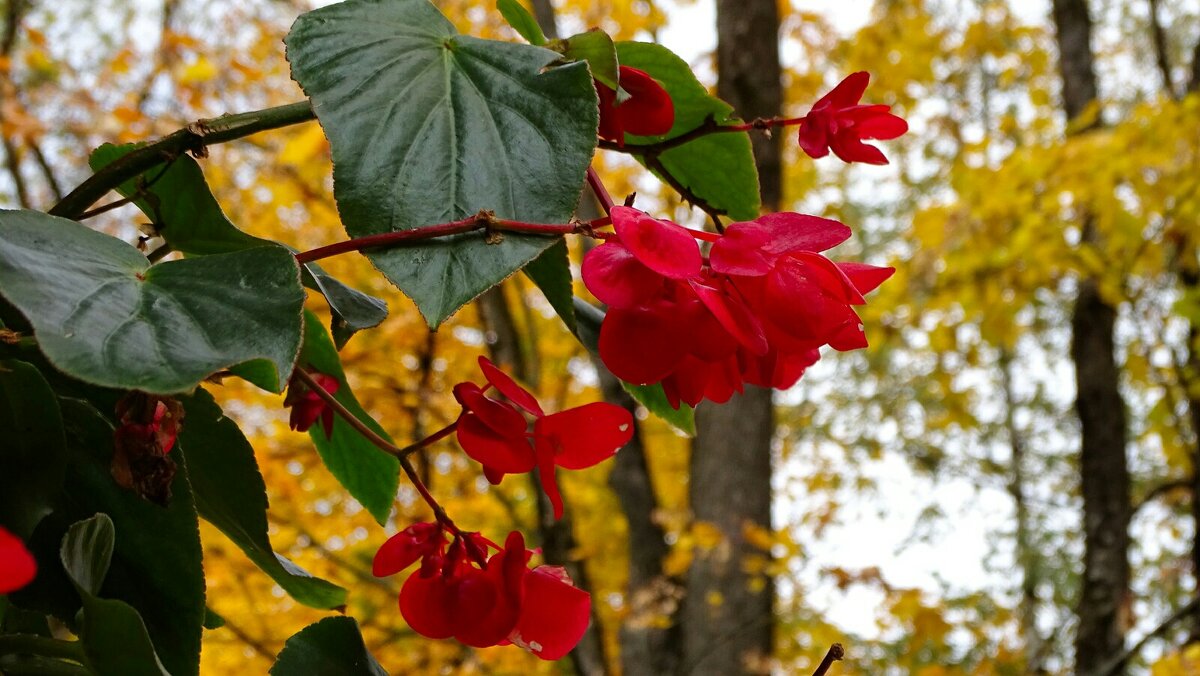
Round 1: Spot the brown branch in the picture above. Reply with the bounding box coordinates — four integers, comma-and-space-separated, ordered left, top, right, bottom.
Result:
1099, 596, 1199, 676
811, 643, 845, 676
1, 136, 30, 208
1147, 0, 1178, 99
1132, 477, 1191, 516
27, 140, 63, 203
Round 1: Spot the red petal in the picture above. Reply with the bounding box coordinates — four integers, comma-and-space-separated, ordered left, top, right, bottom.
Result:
478, 357, 544, 416
511, 565, 592, 661
708, 224, 773, 275
595, 80, 624, 144
754, 213, 852, 255
597, 306, 688, 385
455, 383, 528, 436
581, 242, 665, 309
690, 280, 769, 355
534, 402, 634, 470
822, 71, 870, 109
614, 66, 675, 137
611, 207, 702, 280
453, 571, 511, 648
853, 110, 908, 140
484, 465, 506, 485
791, 252, 865, 304
0, 527, 36, 594
796, 117, 830, 159
829, 130, 888, 165
400, 571, 459, 639
456, 413, 536, 474
837, 262, 895, 296
534, 438, 565, 520
373, 524, 438, 577
828, 311, 869, 351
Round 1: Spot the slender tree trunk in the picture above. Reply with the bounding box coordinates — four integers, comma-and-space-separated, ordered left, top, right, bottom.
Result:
678, 2, 782, 674
1050, 2, 1132, 674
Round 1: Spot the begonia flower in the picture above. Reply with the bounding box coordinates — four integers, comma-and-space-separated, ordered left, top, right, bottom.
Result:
596, 66, 675, 146
375, 527, 591, 660
454, 357, 634, 519
581, 207, 894, 408
0, 526, 36, 594
112, 393, 184, 506
284, 371, 340, 438
796, 71, 908, 165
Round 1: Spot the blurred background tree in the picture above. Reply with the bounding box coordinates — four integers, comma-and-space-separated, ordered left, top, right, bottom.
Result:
2, 0, 1200, 674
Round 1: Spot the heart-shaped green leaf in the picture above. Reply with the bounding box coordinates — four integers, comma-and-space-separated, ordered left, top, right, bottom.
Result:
0, 210, 304, 394
88, 144, 388, 347
178, 389, 348, 609
616, 42, 760, 222
286, 0, 598, 327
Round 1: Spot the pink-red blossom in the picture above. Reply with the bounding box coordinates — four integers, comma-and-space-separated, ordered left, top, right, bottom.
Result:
284, 371, 340, 438
796, 71, 908, 165
374, 526, 591, 660
454, 357, 633, 519
581, 206, 893, 408
596, 66, 675, 146
112, 393, 184, 505
0, 526, 36, 594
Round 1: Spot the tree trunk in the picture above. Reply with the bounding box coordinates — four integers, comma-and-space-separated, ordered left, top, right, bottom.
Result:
679, 2, 782, 674
1051, 2, 1131, 674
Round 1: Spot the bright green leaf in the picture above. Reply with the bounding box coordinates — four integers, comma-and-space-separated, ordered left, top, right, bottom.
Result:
497, 0, 547, 46
0, 210, 304, 394
616, 42, 760, 221
270, 616, 387, 676
554, 29, 619, 91
286, 0, 598, 327
298, 310, 400, 524
178, 389, 348, 609
0, 360, 67, 538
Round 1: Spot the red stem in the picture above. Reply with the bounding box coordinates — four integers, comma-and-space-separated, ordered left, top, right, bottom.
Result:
294, 212, 611, 265
586, 166, 615, 216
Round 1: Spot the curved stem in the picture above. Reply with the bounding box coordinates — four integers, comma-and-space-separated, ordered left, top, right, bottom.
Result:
50, 101, 316, 220
586, 166, 614, 216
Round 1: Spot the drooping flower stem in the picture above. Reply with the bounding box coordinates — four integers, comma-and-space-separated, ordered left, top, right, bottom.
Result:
294, 211, 612, 265
293, 368, 464, 535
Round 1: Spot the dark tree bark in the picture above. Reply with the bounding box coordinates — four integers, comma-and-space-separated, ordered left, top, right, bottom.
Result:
1050, 2, 1132, 674
678, 2, 782, 674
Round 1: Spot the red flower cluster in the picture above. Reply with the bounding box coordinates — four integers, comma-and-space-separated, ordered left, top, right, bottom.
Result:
582, 206, 893, 408
595, 65, 675, 146
455, 357, 633, 519
374, 524, 590, 661
0, 526, 36, 594
112, 393, 185, 505
797, 71, 908, 165
284, 371, 340, 437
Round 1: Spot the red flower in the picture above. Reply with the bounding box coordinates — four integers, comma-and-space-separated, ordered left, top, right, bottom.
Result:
454, 357, 633, 519
0, 526, 36, 594
581, 207, 893, 408
375, 527, 591, 660
596, 66, 675, 146
284, 371, 340, 438
796, 71, 908, 165
112, 393, 184, 505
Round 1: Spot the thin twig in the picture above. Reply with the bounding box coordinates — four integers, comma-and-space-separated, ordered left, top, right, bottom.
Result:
28, 140, 63, 202
811, 643, 845, 676
1099, 596, 1199, 675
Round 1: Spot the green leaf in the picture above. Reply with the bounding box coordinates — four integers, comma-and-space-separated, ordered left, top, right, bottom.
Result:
615, 42, 760, 221
286, 0, 598, 327
60, 514, 169, 676
203, 606, 226, 630
298, 310, 400, 524
178, 389, 348, 609
554, 29, 619, 91
51, 400, 205, 676
88, 144, 388, 347
497, 0, 546, 46
572, 298, 695, 435
0, 360, 67, 538
523, 239, 576, 333
270, 617, 387, 676
0, 210, 304, 394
